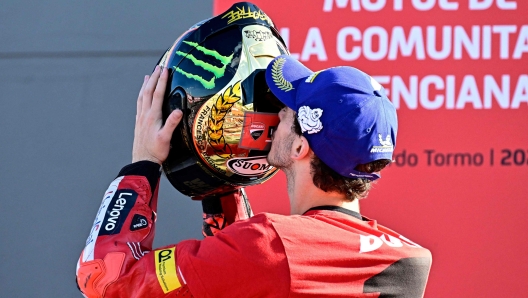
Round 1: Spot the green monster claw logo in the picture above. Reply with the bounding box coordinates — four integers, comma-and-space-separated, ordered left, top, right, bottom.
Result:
173, 41, 234, 90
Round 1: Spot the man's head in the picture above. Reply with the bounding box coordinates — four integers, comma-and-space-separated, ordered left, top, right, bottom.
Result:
265, 55, 398, 200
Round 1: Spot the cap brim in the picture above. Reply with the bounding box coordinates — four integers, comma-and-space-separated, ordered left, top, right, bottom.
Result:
265, 55, 313, 110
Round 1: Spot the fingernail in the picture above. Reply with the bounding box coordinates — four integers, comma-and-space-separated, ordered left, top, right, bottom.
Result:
144, 75, 149, 82
161, 67, 165, 74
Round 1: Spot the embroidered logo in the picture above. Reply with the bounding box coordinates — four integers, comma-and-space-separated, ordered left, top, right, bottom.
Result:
297, 106, 323, 134
271, 58, 293, 92
370, 134, 394, 153
378, 134, 392, 147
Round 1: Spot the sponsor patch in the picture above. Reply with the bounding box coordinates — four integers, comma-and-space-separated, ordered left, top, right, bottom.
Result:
83, 177, 123, 262
298, 106, 323, 134
250, 122, 265, 140
98, 189, 137, 236
370, 134, 394, 153
155, 247, 181, 294
130, 214, 148, 231
239, 112, 279, 151
226, 156, 274, 177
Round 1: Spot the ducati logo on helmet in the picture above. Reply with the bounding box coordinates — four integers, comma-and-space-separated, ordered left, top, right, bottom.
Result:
239, 112, 279, 151
250, 122, 265, 140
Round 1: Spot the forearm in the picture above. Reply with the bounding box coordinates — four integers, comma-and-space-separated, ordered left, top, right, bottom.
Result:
76, 161, 189, 297
76, 161, 257, 297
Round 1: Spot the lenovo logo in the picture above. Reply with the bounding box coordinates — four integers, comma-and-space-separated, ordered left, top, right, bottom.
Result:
99, 189, 138, 236
105, 192, 133, 231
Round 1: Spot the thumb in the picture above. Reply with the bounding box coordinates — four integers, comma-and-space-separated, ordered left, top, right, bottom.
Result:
160, 109, 183, 139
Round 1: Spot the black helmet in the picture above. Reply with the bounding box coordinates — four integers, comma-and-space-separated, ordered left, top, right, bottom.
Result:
158, 2, 289, 198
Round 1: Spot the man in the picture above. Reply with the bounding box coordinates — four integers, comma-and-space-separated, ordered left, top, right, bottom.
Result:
76, 56, 432, 297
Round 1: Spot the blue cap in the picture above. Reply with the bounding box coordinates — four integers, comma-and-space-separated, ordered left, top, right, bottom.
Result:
265, 55, 398, 180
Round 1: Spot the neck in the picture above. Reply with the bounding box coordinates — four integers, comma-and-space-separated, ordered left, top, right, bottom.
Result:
284, 164, 360, 215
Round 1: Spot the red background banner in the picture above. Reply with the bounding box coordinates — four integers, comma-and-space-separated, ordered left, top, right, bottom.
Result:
215, 1, 528, 296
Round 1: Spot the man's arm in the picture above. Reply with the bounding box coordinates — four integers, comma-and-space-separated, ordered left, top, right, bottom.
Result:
75, 66, 270, 297
76, 67, 188, 297
76, 161, 193, 297
76, 163, 259, 297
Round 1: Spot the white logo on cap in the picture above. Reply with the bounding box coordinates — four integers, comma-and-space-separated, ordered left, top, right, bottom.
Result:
378, 134, 392, 147
370, 134, 394, 153
298, 106, 323, 134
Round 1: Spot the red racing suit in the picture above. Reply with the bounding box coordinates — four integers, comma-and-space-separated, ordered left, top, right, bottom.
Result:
76, 161, 432, 297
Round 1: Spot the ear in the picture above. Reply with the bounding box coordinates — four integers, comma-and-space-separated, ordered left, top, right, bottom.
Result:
290, 135, 312, 161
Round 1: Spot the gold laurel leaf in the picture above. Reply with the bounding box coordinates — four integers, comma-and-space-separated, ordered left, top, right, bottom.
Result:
208, 119, 224, 131
215, 96, 224, 110
209, 138, 222, 147
224, 95, 240, 104
210, 106, 225, 121
210, 137, 227, 150
231, 81, 242, 96
208, 129, 224, 141
205, 81, 243, 158
223, 85, 241, 104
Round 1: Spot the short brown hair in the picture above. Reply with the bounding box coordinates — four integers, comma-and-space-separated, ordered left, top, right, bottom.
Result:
292, 114, 390, 201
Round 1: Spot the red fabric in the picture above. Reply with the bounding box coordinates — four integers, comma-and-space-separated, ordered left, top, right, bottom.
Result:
219, 189, 253, 224
178, 211, 431, 297
270, 210, 431, 297
177, 215, 290, 298
77, 175, 191, 297
78, 174, 431, 297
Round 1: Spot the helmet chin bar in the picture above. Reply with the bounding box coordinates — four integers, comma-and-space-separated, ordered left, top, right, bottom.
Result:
159, 2, 288, 198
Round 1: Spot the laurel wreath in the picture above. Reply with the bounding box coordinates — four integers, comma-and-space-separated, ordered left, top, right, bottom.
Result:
271, 58, 293, 92
207, 81, 242, 158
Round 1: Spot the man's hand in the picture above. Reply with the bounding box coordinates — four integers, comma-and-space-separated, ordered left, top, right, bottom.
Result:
132, 66, 183, 165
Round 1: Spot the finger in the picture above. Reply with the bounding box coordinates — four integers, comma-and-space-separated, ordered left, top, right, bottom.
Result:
136, 75, 149, 119
159, 109, 183, 141
151, 67, 169, 116
142, 66, 161, 112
